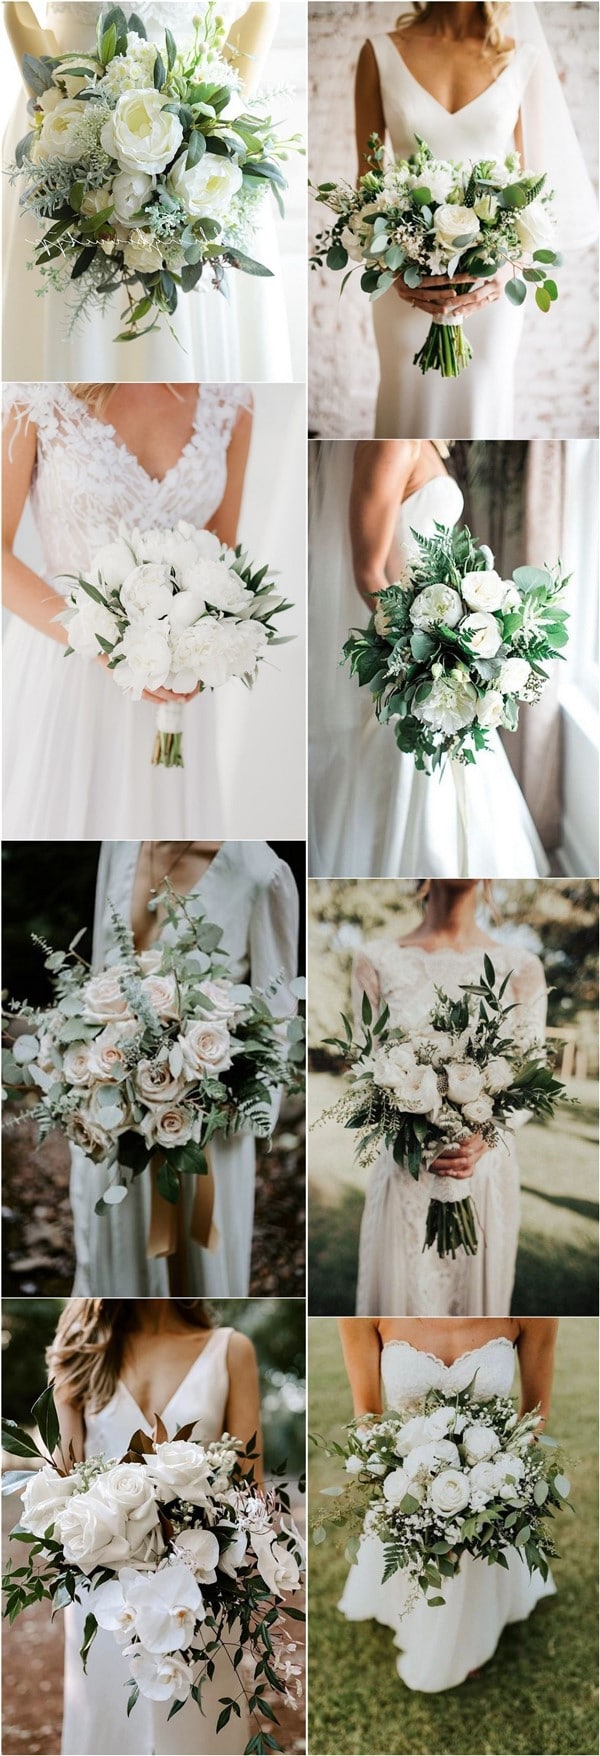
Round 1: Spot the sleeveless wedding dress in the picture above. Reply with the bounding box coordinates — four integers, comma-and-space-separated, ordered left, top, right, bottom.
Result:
3, 381, 251, 839
62, 1326, 251, 1753
351, 939, 547, 1316
70, 840, 299, 1296
3, 2, 292, 381
338, 1337, 556, 1691
367, 36, 539, 438
308, 453, 547, 877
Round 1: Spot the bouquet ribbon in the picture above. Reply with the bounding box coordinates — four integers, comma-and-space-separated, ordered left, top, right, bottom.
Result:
147, 1150, 220, 1260
450, 759, 470, 877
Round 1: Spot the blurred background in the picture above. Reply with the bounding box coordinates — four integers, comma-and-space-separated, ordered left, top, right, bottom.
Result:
308, 878, 599, 1316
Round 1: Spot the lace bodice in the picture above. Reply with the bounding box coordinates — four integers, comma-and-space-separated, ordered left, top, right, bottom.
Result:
394, 476, 464, 570
82, 1326, 231, 1461
353, 940, 547, 1051
3, 383, 248, 589
381, 1336, 516, 1410
370, 36, 538, 163
46, 3, 245, 52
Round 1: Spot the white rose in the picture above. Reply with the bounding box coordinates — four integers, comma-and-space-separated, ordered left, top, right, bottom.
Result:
119, 563, 174, 622
54, 1490, 132, 1573
475, 690, 505, 729
514, 198, 556, 255
252, 1536, 301, 1597
92, 536, 136, 590
66, 594, 120, 658
113, 619, 173, 698
87, 1023, 135, 1083
122, 232, 165, 274
179, 1020, 232, 1078
101, 89, 183, 174
140, 973, 180, 1021
168, 149, 243, 219
468, 1459, 500, 1504
112, 169, 154, 225
460, 569, 506, 613
413, 671, 478, 736
461, 1094, 494, 1125
462, 1424, 501, 1465
498, 657, 531, 694
428, 1468, 471, 1517
148, 1105, 195, 1149
433, 203, 480, 253
83, 971, 130, 1024
410, 584, 464, 632
382, 1467, 413, 1505
62, 1043, 93, 1087
404, 1440, 460, 1480
175, 1529, 219, 1584
446, 1062, 484, 1104
198, 979, 243, 1023
485, 1055, 514, 1094
181, 559, 252, 615
145, 1442, 215, 1507
36, 98, 89, 162
372, 1047, 441, 1118
97, 1465, 162, 1548
21, 1465, 75, 1537
420, 1407, 456, 1442
460, 611, 503, 657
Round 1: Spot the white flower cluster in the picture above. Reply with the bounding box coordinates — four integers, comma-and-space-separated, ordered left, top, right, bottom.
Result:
368, 1028, 514, 1132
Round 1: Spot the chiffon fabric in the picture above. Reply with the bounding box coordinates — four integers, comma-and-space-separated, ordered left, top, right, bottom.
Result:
351, 939, 547, 1316
338, 1337, 556, 1691
70, 841, 299, 1296
3, 2, 292, 382
62, 1326, 251, 1754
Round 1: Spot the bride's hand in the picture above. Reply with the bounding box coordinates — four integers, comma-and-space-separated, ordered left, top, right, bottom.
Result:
431, 1134, 487, 1180
95, 654, 201, 705
394, 272, 505, 320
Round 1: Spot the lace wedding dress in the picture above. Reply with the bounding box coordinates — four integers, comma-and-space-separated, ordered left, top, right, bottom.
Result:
352, 939, 547, 1315
3, 2, 292, 381
308, 452, 547, 876
3, 381, 251, 838
70, 840, 298, 1296
62, 1326, 250, 1753
338, 1337, 556, 1690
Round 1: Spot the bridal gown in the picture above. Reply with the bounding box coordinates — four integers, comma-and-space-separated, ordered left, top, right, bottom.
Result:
351, 939, 547, 1316
70, 840, 298, 1296
367, 36, 539, 438
308, 459, 547, 877
62, 1326, 251, 1754
3, 381, 251, 839
3, 2, 292, 381
338, 1337, 556, 1691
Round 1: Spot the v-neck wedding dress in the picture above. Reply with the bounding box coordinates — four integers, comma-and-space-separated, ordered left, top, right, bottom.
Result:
70, 840, 299, 1296
368, 35, 538, 438
62, 1326, 251, 1754
339, 1337, 556, 1691
3, 381, 249, 838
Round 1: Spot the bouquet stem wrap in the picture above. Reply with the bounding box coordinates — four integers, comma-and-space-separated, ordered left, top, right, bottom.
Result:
414, 311, 474, 379
152, 702, 184, 770
147, 1150, 219, 1261
450, 758, 470, 877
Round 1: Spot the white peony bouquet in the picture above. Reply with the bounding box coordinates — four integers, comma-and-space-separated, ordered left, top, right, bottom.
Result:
342, 522, 570, 774
320, 955, 568, 1257
12, 3, 301, 342
312, 1385, 572, 1604
61, 520, 292, 767
3, 1386, 305, 1749
312, 134, 560, 377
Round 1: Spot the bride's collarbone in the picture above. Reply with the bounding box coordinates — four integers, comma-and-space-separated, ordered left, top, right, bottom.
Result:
390, 31, 513, 112
377, 1320, 520, 1365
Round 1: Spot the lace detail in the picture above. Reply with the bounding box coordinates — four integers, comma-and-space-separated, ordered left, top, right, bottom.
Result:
381, 1337, 516, 1410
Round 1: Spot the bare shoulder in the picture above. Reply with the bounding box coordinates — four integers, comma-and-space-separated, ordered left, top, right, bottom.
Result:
226, 1329, 258, 1371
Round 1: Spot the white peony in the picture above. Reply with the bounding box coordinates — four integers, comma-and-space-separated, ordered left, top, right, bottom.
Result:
21, 1465, 75, 1537
179, 1019, 232, 1078
446, 1062, 484, 1105
459, 612, 503, 657
514, 198, 556, 255
168, 149, 243, 219
92, 536, 136, 590
83, 971, 131, 1024
127, 1647, 193, 1702
433, 203, 480, 253
460, 570, 506, 612
485, 1055, 514, 1094
410, 584, 463, 632
498, 657, 531, 694
111, 168, 154, 224
119, 563, 174, 622
428, 1468, 471, 1517
101, 89, 183, 175
66, 594, 120, 658
113, 618, 173, 697
227, 620, 268, 677
120, 1558, 204, 1653
169, 620, 237, 690
462, 1424, 501, 1465
176, 1528, 220, 1584
36, 98, 89, 162
412, 671, 478, 736
181, 560, 253, 614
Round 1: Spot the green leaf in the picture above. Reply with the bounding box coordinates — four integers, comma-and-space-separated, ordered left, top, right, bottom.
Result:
225, 248, 273, 278
1, 1421, 47, 1461
535, 285, 552, 313
533, 248, 561, 265
22, 54, 55, 94
100, 23, 118, 64
70, 245, 97, 281
512, 566, 551, 591
313, 1525, 327, 1545
163, 1143, 206, 1176
186, 129, 206, 169
31, 1385, 60, 1460
165, 27, 177, 69
361, 991, 372, 1027
533, 1478, 549, 1506
505, 276, 527, 306
554, 1473, 571, 1498
483, 953, 496, 987
153, 50, 166, 88
181, 260, 204, 291
326, 241, 348, 271
157, 1161, 181, 1205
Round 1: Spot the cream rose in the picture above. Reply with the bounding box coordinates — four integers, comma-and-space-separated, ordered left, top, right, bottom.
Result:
140, 973, 180, 1021
83, 971, 131, 1024
433, 203, 480, 253
135, 1058, 186, 1106
428, 1467, 471, 1517
101, 89, 183, 175
475, 690, 505, 729
151, 1106, 195, 1149
168, 149, 243, 219
36, 99, 89, 162
68, 1110, 110, 1155
62, 1042, 93, 1086
87, 1023, 135, 1083
179, 1020, 232, 1078
446, 1061, 484, 1105
461, 1094, 494, 1125
460, 569, 506, 612
410, 584, 463, 632
459, 611, 503, 657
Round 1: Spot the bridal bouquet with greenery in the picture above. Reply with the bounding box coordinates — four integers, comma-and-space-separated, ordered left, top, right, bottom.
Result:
12, 3, 300, 342
61, 520, 292, 768
311, 1384, 572, 1604
319, 956, 567, 1257
3, 1387, 305, 1752
312, 134, 560, 377
2, 885, 305, 1220
342, 523, 570, 774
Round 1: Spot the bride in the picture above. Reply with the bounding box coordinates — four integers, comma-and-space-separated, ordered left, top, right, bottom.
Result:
351, 878, 547, 1316
308, 438, 547, 877
3, 1, 293, 382
353, 1, 597, 438
50, 1297, 261, 1753
337, 1316, 558, 1692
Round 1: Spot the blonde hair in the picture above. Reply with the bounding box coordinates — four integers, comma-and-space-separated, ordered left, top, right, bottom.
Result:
47, 1299, 215, 1413
398, 3, 513, 61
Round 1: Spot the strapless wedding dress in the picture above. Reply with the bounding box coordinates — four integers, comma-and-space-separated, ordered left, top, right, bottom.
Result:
367, 36, 538, 438
351, 939, 547, 1316
3, 2, 292, 381
339, 1338, 556, 1691
308, 456, 547, 877
61, 1326, 250, 1753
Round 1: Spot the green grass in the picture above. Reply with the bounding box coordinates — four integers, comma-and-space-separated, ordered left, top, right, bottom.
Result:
308, 1074, 599, 1316
307, 1318, 599, 1756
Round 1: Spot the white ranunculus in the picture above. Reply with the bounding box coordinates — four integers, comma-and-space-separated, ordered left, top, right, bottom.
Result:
404, 1440, 460, 1480
181, 560, 252, 614
176, 1528, 219, 1583
55, 1490, 132, 1573
140, 973, 180, 1021
412, 672, 478, 736
127, 1646, 193, 1702
459, 611, 503, 657
119, 563, 174, 622
252, 1536, 301, 1597
514, 198, 556, 255
62, 1042, 93, 1086
66, 594, 120, 658
410, 584, 463, 632
111, 169, 154, 224
122, 232, 165, 274
168, 148, 243, 219
428, 1467, 471, 1518
36, 98, 89, 162
461, 1094, 494, 1125
382, 1466, 413, 1505
498, 657, 531, 694
446, 1062, 484, 1105
21, 1465, 75, 1537
433, 203, 480, 254
460, 569, 506, 613
101, 89, 183, 174
145, 1442, 215, 1507
218, 1528, 248, 1576
83, 971, 131, 1024
92, 536, 136, 590
462, 1424, 501, 1465
122, 1558, 203, 1653
179, 1020, 232, 1078
113, 619, 173, 697
150, 1105, 195, 1149
476, 690, 505, 729
485, 1055, 514, 1094
87, 1023, 135, 1084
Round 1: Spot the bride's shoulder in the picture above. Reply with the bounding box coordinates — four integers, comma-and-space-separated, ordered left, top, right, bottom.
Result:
3, 381, 73, 442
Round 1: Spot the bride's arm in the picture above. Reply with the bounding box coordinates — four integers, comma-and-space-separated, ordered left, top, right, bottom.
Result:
516, 1319, 558, 1428
349, 441, 416, 607
207, 405, 253, 549
225, 1331, 264, 1486
2, 418, 71, 646
338, 1319, 383, 1417
54, 1392, 85, 1469
4, 3, 58, 72
225, 3, 279, 99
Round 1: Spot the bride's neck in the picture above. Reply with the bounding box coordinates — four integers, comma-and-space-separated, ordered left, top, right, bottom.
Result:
422, 3, 483, 41
422, 884, 481, 944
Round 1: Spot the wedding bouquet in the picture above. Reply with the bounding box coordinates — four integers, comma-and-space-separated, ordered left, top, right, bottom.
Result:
61, 520, 292, 767
2, 886, 305, 1224
342, 522, 570, 774
3, 1386, 305, 1750
12, 3, 301, 342
312, 134, 561, 377
320, 955, 567, 1257
312, 1384, 572, 1605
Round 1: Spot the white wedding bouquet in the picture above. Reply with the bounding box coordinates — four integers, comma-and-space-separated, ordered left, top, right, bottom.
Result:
2, 885, 305, 1220
320, 955, 567, 1257
342, 522, 570, 773
61, 520, 292, 767
3, 1386, 305, 1750
12, 3, 301, 342
313, 1385, 572, 1604
312, 134, 560, 377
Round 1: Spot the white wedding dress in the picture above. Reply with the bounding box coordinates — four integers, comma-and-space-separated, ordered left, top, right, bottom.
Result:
308, 452, 547, 877
3, 381, 252, 839
70, 840, 299, 1296
62, 1325, 250, 1753
352, 939, 547, 1316
338, 1337, 556, 1691
367, 35, 538, 439
3, 2, 292, 382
